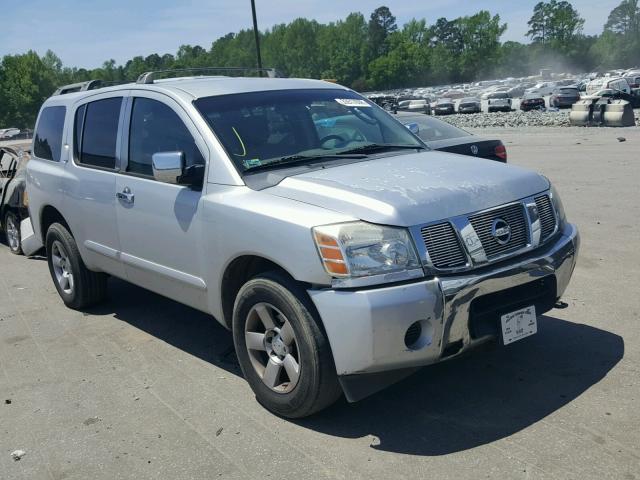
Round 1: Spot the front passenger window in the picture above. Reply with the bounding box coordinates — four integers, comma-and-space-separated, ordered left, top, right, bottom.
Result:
128, 98, 204, 176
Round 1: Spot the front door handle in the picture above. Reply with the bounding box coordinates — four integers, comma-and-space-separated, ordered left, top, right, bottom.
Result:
116, 187, 135, 204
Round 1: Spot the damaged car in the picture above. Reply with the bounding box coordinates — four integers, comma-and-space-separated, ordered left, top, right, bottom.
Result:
520, 93, 546, 111
0, 146, 31, 255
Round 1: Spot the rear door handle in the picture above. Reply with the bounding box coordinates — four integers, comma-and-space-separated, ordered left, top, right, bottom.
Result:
116, 187, 135, 204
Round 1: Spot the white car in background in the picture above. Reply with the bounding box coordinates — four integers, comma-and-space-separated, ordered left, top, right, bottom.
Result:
586, 77, 631, 96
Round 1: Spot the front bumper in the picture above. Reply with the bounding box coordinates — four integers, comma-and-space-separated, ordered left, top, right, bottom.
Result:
309, 222, 579, 392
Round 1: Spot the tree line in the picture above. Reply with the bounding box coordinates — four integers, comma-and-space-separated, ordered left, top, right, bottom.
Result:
1, 1, 640, 129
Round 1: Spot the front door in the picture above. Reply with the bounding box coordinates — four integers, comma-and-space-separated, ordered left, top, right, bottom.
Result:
115, 92, 209, 311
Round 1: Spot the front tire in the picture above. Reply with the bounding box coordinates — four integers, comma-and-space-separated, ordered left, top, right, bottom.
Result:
46, 223, 108, 309
4, 211, 23, 255
232, 272, 341, 418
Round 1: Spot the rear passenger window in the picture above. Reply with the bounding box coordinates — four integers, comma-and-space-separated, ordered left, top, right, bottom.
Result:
76, 97, 122, 169
34, 106, 66, 161
128, 98, 204, 176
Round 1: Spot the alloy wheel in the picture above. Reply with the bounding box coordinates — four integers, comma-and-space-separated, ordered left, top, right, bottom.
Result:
51, 241, 74, 295
5, 215, 20, 252
244, 302, 301, 393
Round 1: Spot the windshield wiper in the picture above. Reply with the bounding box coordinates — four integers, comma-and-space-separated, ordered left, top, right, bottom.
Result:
338, 143, 425, 155
244, 153, 367, 173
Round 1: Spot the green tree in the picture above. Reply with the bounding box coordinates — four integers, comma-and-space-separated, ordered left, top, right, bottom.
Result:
0, 51, 57, 128
368, 6, 397, 57
604, 0, 640, 34
457, 11, 507, 79
527, 1, 584, 48
318, 13, 368, 85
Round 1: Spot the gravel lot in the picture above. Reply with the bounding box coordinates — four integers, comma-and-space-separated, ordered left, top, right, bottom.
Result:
1, 127, 639, 479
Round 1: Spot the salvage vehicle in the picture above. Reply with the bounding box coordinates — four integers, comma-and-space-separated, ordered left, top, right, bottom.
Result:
27, 70, 579, 418
0, 146, 30, 254
487, 92, 512, 112
550, 86, 580, 108
397, 112, 507, 162
433, 97, 455, 115
520, 93, 546, 111
457, 97, 481, 113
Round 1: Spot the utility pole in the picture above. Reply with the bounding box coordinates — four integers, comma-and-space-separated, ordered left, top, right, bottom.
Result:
250, 0, 263, 73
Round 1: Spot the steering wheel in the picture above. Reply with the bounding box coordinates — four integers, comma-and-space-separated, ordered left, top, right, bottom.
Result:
319, 134, 346, 148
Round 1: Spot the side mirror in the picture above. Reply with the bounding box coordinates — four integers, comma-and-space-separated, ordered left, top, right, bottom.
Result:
151, 151, 205, 188
152, 151, 184, 184
405, 122, 420, 134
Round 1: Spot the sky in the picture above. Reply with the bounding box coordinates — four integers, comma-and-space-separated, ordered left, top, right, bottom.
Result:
0, 0, 623, 69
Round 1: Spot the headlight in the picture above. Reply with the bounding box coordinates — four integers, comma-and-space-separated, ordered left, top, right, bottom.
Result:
550, 184, 566, 226
313, 222, 423, 287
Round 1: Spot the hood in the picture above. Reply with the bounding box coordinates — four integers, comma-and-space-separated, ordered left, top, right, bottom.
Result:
266, 151, 549, 227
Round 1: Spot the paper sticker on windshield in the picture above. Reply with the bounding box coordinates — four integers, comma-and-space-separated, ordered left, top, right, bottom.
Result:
335, 98, 371, 107
243, 158, 262, 168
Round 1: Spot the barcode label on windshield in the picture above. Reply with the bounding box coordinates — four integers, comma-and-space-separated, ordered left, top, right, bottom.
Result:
335, 98, 371, 107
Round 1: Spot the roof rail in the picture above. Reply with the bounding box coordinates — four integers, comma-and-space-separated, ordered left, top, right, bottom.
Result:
53, 80, 104, 96
136, 67, 281, 84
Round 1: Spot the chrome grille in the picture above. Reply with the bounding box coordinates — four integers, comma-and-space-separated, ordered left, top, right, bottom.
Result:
421, 222, 467, 269
469, 203, 528, 258
535, 194, 556, 240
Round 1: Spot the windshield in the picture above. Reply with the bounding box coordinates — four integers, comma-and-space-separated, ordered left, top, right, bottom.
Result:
194, 89, 423, 173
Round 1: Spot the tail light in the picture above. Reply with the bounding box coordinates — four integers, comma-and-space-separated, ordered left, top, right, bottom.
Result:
495, 144, 507, 162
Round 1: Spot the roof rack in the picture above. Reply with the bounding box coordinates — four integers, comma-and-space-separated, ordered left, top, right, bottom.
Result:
136, 67, 281, 84
53, 80, 104, 96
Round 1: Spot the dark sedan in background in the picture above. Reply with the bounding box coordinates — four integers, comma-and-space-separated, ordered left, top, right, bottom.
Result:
550, 86, 581, 108
458, 97, 482, 113
396, 112, 507, 162
433, 98, 455, 115
520, 93, 546, 111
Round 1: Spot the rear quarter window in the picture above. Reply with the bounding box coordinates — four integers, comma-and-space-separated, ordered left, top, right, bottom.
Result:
33, 106, 66, 161
76, 97, 123, 169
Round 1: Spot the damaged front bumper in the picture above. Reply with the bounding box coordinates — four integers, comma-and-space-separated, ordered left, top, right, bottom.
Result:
308, 222, 579, 402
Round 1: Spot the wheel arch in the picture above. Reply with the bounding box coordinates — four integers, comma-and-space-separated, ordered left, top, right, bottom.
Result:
39, 205, 72, 245
220, 254, 308, 330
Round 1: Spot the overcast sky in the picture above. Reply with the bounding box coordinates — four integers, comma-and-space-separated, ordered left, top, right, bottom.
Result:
1, 0, 622, 68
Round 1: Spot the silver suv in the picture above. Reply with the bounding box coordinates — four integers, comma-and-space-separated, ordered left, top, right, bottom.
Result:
27, 71, 580, 417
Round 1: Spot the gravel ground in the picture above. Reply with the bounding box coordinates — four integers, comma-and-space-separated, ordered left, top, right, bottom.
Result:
439, 108, 640, 129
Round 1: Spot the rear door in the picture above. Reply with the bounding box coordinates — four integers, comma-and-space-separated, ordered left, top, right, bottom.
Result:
63, 94, 126, 277
115, 91, 209, 311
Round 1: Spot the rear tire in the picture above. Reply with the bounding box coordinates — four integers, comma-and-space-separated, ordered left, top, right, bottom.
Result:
46, 223, 108, 309
232, 271, 341, 418
4, 211, 23, 255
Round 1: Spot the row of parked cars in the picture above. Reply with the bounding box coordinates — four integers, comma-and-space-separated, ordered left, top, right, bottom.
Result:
1, 71, 579, 418
368, 68, 640, 115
